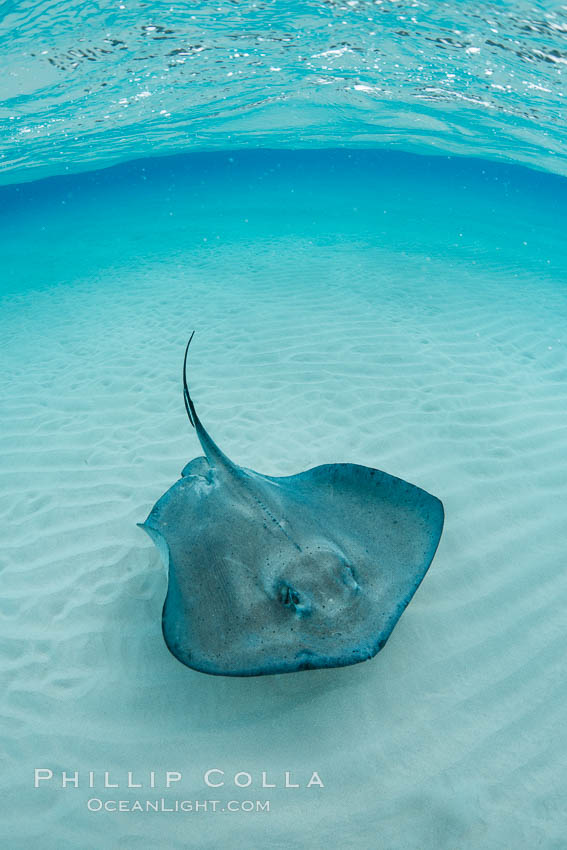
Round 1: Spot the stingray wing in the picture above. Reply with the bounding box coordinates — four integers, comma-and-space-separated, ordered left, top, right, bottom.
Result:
267, 463, 444, 654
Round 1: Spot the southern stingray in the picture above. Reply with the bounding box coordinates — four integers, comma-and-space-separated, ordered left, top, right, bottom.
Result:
139, 334, 444, 676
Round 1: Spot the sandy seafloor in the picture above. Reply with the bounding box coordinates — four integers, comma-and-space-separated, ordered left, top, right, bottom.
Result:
1, 150, 567, 849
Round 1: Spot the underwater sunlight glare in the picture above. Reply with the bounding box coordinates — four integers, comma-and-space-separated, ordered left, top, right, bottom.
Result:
1, 0, 567, 184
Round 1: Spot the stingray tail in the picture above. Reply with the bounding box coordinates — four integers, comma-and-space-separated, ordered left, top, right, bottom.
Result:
183, 332, 197, 427
183, 333, 236, 470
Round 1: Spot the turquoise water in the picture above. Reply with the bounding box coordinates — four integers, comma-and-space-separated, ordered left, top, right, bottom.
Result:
3, 148, 567, 298
2, 1, 567, 183
2, 3, 567, 849
2, 147, 567, 849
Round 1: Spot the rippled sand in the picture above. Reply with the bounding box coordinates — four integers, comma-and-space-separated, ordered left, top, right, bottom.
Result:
2, 152, 567, 849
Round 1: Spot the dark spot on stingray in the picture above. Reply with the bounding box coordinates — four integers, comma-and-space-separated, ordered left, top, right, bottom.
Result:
138, 334, 444, 677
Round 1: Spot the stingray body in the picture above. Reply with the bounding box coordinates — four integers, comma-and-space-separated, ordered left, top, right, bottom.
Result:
139, 335, 444, 677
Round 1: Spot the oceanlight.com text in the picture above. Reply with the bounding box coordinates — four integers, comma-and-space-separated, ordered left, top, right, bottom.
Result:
86, 798, 270, 813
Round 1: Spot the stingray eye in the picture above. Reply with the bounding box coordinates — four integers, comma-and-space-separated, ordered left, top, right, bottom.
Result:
277, 582, 311, 616
341, 565, 360, 591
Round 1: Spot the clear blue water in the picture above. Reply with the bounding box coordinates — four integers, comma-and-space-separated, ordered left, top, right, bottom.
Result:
2, 4, 567, 850
2, 148, 567, 299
